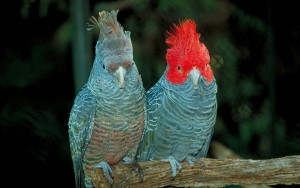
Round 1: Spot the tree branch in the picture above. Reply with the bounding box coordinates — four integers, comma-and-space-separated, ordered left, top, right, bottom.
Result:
91, 155, 300, 187
210, 141, 272, 188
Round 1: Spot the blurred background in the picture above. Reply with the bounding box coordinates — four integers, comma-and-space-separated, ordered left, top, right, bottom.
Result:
1, 0, 299, 187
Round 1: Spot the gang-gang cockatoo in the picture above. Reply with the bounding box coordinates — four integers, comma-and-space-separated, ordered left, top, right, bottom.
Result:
136, 19, 217, 179
68, 10, 146, 187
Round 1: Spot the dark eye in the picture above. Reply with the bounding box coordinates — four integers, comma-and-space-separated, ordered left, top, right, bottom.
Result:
102, 64, 106, 69
177, 65, 181, 71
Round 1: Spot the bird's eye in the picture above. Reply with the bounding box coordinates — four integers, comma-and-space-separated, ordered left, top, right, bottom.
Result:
102, 64, 106, 69
177, 65, 181, 71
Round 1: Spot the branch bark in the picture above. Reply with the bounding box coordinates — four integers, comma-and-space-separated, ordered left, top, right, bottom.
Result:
91, 155, 300, 188
210, 141, 272, 188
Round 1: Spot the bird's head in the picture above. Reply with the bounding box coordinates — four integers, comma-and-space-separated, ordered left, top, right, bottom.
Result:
99, 36, 134, 89
88, 10, 134, 89
165, 19, 213, 87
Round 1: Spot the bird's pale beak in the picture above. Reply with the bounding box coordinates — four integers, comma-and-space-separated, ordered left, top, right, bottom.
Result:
189, 69, 200, 87
114, 66, 127, 89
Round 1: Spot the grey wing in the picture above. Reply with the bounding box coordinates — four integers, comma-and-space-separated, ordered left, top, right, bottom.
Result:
136, 83, 165, 162
68, 85, 96, 187
196, 88, 218, 158
196, 129, 214, 158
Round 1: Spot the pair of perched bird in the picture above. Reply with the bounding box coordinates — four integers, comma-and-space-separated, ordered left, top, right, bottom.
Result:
68, 10, 218, 188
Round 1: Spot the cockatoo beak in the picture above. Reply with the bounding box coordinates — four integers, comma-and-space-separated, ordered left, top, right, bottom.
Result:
189, 69, 200, 87
114, 66, 127, 89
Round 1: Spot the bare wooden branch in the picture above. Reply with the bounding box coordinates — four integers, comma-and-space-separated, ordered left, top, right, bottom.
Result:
210, 141, 272, 188
91, 155, 300, 188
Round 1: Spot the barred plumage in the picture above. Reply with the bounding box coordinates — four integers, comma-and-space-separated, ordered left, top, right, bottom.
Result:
137, 73, 217, 162
68, 10, 146, 188
136, 19, 218, 179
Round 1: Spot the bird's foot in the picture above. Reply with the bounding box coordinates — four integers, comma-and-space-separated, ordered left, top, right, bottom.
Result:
186, 155, 206, 169
94, 161, 114, 185
121, 157, 144, 183
162, 156, 182, 180
121, 156, 133, 164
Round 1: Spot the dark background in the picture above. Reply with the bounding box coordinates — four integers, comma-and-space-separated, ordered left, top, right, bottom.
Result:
1, 0, 299, 187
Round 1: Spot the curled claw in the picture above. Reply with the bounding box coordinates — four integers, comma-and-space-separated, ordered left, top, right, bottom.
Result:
186, 155, 207, 169
162, 155, 182, 180
186, 155, 197, 168
131, 161, 144, 183
94, 161, 114, 185
121, 157, 144, 183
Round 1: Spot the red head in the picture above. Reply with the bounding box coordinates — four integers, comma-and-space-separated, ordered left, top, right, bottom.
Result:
165, 19, 213, 84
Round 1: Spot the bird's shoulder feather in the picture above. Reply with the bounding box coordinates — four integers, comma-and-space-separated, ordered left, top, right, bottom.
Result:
68, 85, 96, 187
